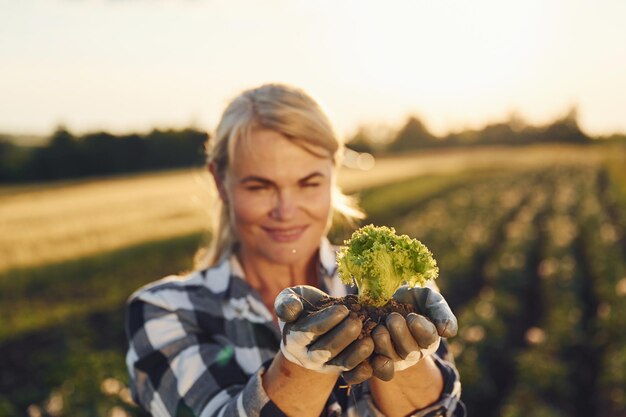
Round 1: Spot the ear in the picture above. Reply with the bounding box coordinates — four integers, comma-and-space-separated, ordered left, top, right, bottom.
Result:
208, 163, 229, 204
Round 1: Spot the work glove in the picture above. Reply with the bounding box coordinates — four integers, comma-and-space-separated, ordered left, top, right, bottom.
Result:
370, 286, 458, 381
274, 285, 375, 383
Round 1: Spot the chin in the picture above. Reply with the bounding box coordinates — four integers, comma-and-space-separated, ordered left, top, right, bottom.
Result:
263, 243, 316, 265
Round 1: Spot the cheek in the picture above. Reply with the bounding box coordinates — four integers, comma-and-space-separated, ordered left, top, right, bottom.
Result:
307, 188, 333, 221
229, 192, 269, 226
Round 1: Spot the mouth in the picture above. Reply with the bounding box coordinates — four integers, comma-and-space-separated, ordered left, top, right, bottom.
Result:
262, 225, 308, 243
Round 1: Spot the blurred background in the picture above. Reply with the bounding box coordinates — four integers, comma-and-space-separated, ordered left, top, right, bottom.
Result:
1, 1, 626, 416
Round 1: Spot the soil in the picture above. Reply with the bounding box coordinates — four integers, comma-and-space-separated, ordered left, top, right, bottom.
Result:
301, 294, 415, 338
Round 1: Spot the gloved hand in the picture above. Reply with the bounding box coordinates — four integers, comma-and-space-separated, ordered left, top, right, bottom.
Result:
274, 285, 374, 382
370, 285, 458, 381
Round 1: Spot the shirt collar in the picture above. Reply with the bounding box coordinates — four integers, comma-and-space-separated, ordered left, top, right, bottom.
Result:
319, 236, 339, 279
319, 237, 349, 297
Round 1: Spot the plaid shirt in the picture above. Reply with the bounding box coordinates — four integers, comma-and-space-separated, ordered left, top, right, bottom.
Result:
125, 239, 465, 417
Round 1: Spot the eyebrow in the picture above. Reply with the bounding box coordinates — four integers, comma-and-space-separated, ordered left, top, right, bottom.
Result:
239, 172, 326, 184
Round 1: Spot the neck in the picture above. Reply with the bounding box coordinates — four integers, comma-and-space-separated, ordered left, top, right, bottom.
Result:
236, 248, 319, 316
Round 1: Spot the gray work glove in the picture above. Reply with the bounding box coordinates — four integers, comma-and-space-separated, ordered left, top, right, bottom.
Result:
370, 286, 458, 381
274, 285, 374, 382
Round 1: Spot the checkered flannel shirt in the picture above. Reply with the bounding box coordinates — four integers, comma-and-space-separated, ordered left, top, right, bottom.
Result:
125, 238, 465, 417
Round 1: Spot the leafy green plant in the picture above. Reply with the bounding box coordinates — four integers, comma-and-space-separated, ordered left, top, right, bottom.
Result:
337, 225, 439, 307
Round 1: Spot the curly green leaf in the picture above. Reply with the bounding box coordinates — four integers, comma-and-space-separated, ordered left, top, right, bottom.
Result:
337, 225, 438, 307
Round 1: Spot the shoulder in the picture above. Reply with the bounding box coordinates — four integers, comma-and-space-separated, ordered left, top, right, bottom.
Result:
127, 258, 232, 312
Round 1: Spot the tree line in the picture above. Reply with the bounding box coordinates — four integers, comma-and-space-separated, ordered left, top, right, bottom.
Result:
0, 128, 208, 183
348, 107, 596, 154
0, 107, 622, 183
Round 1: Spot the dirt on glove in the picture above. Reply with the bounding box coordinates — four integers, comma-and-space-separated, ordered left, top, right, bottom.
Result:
301, 294, 415, 338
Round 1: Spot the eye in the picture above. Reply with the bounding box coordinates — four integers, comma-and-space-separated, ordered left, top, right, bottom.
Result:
301, 181, 321, 188
245, 184, 270, 191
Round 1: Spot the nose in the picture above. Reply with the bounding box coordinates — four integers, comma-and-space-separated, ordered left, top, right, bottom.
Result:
270, 189, 298, 221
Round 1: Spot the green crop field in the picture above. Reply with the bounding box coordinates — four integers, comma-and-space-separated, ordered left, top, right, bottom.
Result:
0, 143, 624, 417
371, 163, 626, 417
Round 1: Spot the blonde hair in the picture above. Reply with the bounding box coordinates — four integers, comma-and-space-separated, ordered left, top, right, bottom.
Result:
196, 83, 364, 269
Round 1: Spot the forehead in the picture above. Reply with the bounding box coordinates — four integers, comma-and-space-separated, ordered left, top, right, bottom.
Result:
230, 129, 333, 181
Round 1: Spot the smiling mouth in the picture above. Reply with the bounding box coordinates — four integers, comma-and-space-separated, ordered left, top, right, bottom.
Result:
263, 226, 308, 242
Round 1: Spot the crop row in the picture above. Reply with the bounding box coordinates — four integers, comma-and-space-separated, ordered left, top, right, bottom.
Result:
390, 165, 626, 417
394, 169, 546, 310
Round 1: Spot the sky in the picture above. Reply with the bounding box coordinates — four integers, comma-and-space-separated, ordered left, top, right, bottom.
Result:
1, 0, 626, 139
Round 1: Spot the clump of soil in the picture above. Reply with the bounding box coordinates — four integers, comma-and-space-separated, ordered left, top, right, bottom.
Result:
301, 294, 415, 338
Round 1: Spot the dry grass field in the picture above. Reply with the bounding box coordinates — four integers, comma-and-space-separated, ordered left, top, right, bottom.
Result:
0, 144, 609, 272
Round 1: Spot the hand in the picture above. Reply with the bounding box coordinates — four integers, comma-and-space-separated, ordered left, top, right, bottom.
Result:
370, 285, 458, 381
274, 285, 374, 380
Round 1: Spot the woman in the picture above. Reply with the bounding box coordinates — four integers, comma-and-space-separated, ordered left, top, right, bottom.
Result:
126, 84, 464, 417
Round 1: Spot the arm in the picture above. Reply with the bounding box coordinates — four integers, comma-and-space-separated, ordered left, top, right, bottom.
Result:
369, 356, 443, 416
126, 282, 373, 417
347, 341, 464, 417
266, 285, 376, 415
263, 351, 339, 417
126, 289, 286, 417
362, 286, 465, 416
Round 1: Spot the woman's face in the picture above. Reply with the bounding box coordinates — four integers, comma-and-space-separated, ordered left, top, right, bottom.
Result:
223, 128, 334, 266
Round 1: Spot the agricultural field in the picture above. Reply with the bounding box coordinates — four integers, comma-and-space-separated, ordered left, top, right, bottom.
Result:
0, 143, 624, 416
0, 144, 601, 272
